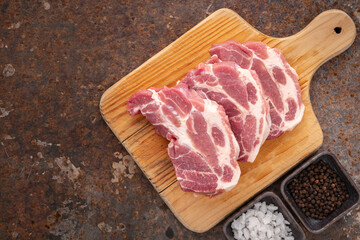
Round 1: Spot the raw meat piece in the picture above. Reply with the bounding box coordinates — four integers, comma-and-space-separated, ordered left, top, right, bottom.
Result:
181, 55, 270, 162
127, 83, 240, 196
210, 40, 305, 139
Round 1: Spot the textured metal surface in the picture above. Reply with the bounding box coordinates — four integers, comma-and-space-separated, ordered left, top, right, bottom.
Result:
0, 0, 358, 239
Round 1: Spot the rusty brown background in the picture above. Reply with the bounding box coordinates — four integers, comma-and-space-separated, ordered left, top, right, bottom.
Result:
0, 0, 359, 239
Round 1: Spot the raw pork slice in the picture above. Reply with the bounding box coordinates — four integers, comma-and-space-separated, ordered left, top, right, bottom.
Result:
181, 55, 270, 162
210, 40, 305, 139
127, 83, 240, 196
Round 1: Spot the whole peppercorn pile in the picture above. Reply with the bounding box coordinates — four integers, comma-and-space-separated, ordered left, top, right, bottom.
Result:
288, 160, 350, 220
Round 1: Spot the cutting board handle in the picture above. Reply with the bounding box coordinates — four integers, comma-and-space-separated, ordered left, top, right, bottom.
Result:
277, 9, 356, 81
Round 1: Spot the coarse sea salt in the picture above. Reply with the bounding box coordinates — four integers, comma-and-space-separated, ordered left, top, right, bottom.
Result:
231, 202, 294, 240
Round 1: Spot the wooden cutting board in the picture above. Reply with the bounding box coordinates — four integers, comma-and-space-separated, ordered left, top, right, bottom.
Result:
100, 9, 356, 233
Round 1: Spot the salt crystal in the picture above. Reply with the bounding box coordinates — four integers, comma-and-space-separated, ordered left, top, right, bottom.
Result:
260, 202, 267, 213
274, 235, 281, 240
243, 227, 250, 239
233, 229, 242, 240
279, 223, 285, 231
267, 204, 278, 212
258, 225, 267, 233
254, 202, 262, 210
259, 231, 266, 239
246, 209, 255, 218
240, 214, 246, 225
276, 213, 284, 225
250, 230, 257, 238
255, 211, 265, 219
248, 216, 260, 229
231, 219, 238, 227
263, 213, 272, 225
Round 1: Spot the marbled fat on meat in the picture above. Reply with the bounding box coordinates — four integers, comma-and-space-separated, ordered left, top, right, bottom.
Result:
127, 83, 240, 196
181, 55, 270, 162
210, 40, 305, 139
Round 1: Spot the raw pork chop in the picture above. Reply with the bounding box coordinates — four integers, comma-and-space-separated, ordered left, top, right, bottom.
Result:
181, 55, 270, 162
127, 83, 240, 196
210, 40, 305, 139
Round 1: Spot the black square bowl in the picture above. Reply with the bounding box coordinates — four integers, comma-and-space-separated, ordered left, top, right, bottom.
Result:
281, 151, 360, 234
223, 191, 305, 240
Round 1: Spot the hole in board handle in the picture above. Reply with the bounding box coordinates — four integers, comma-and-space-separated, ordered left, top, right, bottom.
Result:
334, 27, 342, 34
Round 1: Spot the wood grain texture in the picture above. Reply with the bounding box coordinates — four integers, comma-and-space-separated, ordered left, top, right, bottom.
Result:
100, 9, 356, 232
